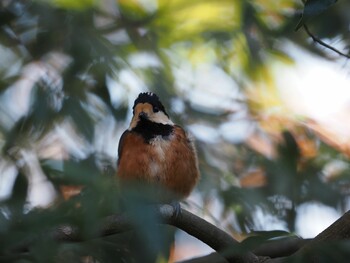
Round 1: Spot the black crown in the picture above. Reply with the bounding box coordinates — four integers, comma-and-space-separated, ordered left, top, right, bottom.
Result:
133, 92, 168, 116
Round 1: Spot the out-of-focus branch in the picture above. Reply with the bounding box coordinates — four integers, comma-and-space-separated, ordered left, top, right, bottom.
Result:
303, 24, 350, 59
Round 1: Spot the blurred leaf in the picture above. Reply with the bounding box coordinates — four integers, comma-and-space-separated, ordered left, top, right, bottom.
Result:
62, 155, 100, 184
278, 131, 300, 173
241, 230, 292, 251
37, 0, 96, 10
118, 184, 175, 262
154, 0, 241, 46
0, 10, 17, 28
6, 172, 28, 216
1, 0, 350, 261
295, 0, 338, 30
221, 186, 272, 230
118, 0, 151, 20
0, 75, 20, 93
62, 97, 95, 142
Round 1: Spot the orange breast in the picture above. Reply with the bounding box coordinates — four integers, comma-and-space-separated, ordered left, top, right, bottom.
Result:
117, 126, 199, 199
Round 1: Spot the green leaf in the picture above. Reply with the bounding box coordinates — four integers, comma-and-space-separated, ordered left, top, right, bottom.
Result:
62, 97, 95, 142
296, 0, 338, 30
62, 155, 100, 184
7, 172, 28, 215
241, 230, 292, 250
36, 0, 96, 10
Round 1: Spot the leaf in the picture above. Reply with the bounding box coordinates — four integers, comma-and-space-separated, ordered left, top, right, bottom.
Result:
0, 7, 17, 27
241, 230, 292, 250
295, 0, 338, 30
62, 155, 100, 184
62, 97, 95, 142
42, 0, 96, 10
278, 131, 300, 170
7, 172, 28, 215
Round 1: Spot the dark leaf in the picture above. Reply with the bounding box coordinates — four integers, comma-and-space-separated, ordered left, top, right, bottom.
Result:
62, 97, 95, 142
296, 0, 338, 30
241, 230, 293, 251
7, 172, 28, 216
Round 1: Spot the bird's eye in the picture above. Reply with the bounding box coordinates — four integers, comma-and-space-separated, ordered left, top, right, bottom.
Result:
153, 107, 159, 113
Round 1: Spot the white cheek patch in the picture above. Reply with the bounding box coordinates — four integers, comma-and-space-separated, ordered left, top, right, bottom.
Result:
150, 112, 174, 125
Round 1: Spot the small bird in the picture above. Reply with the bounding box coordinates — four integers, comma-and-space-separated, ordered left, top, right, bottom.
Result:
117, 92, 199, 201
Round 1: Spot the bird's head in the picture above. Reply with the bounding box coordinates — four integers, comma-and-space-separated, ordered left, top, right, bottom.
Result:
129, 92, 173, 129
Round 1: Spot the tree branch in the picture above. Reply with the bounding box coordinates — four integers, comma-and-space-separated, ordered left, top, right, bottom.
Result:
9, 206, 350, 263
253, 237, 310, 258
12, 205, 261, 263
178, 252, 228, 263
287, 210, 350, 262
303, 24, 350, 59
180, 236, 310, 263
160, 205, 261, 263
262, 210, 350, 263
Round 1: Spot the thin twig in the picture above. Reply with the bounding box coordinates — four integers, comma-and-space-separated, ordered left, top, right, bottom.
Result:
303, 24, 350, 59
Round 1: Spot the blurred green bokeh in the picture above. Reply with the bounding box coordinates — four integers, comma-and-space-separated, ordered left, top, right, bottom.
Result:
1, 0, 350, 261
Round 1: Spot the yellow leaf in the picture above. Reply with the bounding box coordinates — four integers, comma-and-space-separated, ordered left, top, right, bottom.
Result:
37, 0, 96, 10
154, 0, 241, 45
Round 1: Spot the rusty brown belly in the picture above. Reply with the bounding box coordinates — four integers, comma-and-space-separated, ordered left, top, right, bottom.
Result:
117, 127, 199, 199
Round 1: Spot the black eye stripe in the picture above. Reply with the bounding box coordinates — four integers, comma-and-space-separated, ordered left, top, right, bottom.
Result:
153, 106, 159, 112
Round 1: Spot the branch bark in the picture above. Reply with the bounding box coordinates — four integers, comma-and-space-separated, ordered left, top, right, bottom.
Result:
7, 206, 350, 263
160, 205, 261, 263
177, 236, 310, 263
253, 237, 310, 258
287, 210, 350, 262
178, 252, 228, 263
53, 204, 261, 263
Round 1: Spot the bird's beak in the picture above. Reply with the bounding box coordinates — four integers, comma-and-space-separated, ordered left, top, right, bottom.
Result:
139, 111, 148, 120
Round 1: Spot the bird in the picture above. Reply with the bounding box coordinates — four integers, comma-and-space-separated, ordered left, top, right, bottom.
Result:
117, 92, 200, 203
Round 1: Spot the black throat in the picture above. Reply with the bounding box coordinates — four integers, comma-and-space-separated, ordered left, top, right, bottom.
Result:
132, 118, 174, 143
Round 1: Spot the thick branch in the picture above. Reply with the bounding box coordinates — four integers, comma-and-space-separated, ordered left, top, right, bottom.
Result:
179, 236, 310, 263
8, 207, 350, 263
178, 252, 228, 263
253, 237, 310, 258
160, 205, 260, 263
30, 205, 261, 263
288, 210, 350, 262
263, 210, 350, 263
309, 210, 350, 242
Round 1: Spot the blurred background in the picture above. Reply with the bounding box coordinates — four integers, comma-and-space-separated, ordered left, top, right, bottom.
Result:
1, 0, 350, 262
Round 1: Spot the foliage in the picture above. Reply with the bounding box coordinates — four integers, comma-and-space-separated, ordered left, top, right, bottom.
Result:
0, 0, 350, 262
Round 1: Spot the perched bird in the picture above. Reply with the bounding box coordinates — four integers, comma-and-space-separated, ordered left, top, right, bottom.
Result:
117, 92, 199, 201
